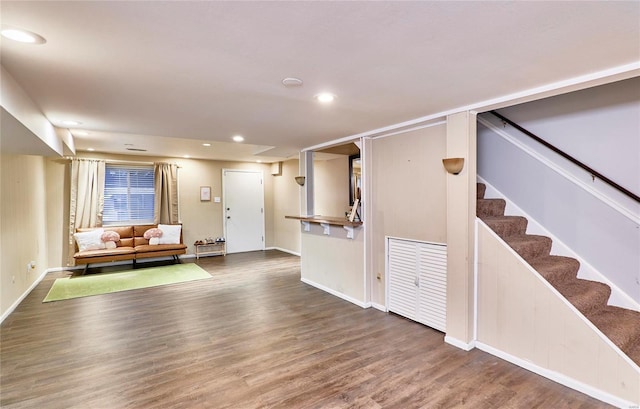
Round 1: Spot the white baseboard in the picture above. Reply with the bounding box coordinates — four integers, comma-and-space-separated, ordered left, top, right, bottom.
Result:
444, 335, 476, 351
300, 277, 369, 309
265, 247, 301, 257
475, 342, 637, 408
370, 302, 386, 312
0, 268, 50, 324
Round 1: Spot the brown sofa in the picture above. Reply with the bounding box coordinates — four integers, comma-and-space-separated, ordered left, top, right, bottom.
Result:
74, 224, 187, 274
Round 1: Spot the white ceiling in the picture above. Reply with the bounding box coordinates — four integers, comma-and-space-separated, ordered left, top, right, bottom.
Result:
1, 1, 639, 161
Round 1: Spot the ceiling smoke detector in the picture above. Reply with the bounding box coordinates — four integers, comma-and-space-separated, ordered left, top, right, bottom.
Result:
282, 77, 303, 87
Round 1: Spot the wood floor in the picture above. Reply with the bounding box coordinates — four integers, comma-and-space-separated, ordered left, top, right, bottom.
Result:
1, 250, 611, 408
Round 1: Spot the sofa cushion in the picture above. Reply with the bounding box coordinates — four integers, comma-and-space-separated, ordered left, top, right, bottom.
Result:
74, 247, 136, 259
134, 243, 187, 253
74, 229, 106, 251
158, 224, 182, 244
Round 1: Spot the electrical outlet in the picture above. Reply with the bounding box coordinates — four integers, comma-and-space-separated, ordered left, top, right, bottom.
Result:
12, 275, 15, 283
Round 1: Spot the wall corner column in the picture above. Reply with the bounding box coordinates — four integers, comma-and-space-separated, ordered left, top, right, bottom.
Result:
299, 151, 314, 216
445, 111, 477, 347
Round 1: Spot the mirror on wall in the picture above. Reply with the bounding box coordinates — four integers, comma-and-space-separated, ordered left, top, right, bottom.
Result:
349, 154, 361, 206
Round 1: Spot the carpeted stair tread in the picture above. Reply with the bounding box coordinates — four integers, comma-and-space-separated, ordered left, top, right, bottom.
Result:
477, 183, 486, 199
529, 256, 580, 286
553, 278, 611, 315
505, 234, 552, 263
477, 198, 506, 218
588, 306, 640, 362
481, 216, 528, 240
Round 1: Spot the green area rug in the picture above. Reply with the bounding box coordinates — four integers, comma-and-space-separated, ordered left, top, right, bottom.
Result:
43, 263, 211, 302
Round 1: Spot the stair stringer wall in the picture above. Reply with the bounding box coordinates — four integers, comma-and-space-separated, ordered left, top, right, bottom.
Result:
478, 176, 639, 313
476, 221, 640, 407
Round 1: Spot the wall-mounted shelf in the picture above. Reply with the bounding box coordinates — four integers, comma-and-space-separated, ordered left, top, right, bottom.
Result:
285, 215, 363, 239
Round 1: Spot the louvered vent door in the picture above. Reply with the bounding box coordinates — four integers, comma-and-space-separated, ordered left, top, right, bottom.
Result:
417, 243, 447, 332
387, 239, 419, 321
387, 238, 447, 332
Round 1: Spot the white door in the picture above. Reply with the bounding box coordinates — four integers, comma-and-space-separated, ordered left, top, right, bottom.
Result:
223, 169, 265, 254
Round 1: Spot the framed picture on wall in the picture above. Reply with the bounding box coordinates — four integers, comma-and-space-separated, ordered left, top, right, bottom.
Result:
200, 186, 211, 201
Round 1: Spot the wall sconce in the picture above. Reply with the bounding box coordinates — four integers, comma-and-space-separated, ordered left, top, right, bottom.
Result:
442, 158, 465, 175
294, 176, 306, 186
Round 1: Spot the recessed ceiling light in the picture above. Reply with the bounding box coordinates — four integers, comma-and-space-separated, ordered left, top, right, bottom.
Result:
87, 148, 95, 152
282, 77, 303, 87
62, 120, 81, 126
315, 93, 336, 103
202, 143, 211, 147
1, 28, 46, 44
256, 160, 262, 163
232, 135, 244, 143
183, 155, 190, 159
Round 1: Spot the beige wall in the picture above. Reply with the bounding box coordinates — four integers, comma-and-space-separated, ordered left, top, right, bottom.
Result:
45, 158, 69, 267
1, 154, 50, 316
445, 112, 477, 345
314, 156, 350, 217
300, 223, 365, 304
71, 152, 282, 256
369, 123, 447, 305
477, 222, 640, 405
272, 159, 301, 254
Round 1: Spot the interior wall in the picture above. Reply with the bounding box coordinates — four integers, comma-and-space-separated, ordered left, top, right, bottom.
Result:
45, 158, 69, 268
69, 152, 284, 257
314, 156, 349, 217
445, 112, 477, 345
272, 159, 301, 254
478, 120, 640, 304
495, 77, 640, 197
477, 222, 640, 406
1, 66, 63, 156
301, 223, 365, 304
1, 154, 49, 317
369, 123, 447, 306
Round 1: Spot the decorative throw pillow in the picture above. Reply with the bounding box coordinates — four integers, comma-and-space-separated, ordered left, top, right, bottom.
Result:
144, 228, 163, 245
157, 224, 181, 244
74, 228, 106, 252
100, 231, 120, 249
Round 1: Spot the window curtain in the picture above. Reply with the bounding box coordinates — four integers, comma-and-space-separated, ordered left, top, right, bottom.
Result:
154, 162, 179, 224
68, 158, 106, 262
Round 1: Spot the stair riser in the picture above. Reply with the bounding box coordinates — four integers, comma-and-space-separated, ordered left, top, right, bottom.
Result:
477, 183, 486, 199
477, 199, 506, 217
507, 239, 551, 263
483, 218, 527, 240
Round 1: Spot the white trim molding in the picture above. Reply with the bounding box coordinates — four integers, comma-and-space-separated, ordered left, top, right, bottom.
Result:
1, 268, 50, 324
300, 277, 370, 309
475, 342, 638, 409
444, 336, 476, 351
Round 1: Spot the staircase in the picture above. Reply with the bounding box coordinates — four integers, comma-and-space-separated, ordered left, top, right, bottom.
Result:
477, 183, 640, 367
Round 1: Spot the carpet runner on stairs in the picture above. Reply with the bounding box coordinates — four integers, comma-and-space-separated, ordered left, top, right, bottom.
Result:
476, 183, 640, 367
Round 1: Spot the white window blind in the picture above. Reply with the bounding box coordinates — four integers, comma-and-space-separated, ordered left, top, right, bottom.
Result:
103, 164, 155, 225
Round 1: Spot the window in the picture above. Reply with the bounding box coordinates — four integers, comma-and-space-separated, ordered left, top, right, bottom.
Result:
103, 164, 155, 225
